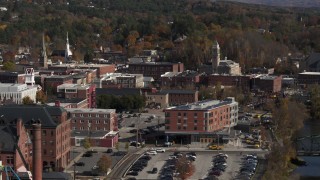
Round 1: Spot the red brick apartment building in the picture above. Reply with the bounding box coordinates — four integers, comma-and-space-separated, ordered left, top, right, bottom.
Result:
0, 119, 32, 175
57, 83, 96, 108
0, 105, 71, 172
66, 108, 118, 147
164, 97, 238, 143
253, 75, 282, 93
126, 62, 184, 80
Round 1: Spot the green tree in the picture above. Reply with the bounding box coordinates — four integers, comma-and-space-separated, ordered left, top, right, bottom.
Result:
97, 154, 112, 175
82, 137, 91, 150
22, 96, 34, 104
2, 61, 15, 71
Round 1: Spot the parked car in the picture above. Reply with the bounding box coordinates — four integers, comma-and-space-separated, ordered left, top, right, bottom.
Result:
106, 149, 113, 153
145, 151, 157, 155
74, 162, 85, 166
156, 148, 166, 153
82, 152, 93, 157
164, 142, 173, 147
151, 167, 158, 174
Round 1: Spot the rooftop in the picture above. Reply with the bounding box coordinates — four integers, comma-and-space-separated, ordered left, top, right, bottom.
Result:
165, 98, 236, 111
66, 108, 115, 114
57, 83, 92, 90
299, 72, 320, 75
160, 89, 197, 94
71, 130, 118, 138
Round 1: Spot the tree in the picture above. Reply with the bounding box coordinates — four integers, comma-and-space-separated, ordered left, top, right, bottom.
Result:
175, 156, 195, 180
125, 142, 129, 152
36, 90, 47, 104
97, 155, 112, 175
83, 51, 93, 63
82, 137, 91, 150
115, 142, 119, 151
22, 96, 34, 104
2, 61, 15, 71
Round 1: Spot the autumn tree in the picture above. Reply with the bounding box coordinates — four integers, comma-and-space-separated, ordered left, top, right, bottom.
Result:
82, 137, 91, 150
22, 96, 34, 105
175, 156, 195, 180
36, 90, 47, 104
2, 61, 15, 71
97, 155, 112, 175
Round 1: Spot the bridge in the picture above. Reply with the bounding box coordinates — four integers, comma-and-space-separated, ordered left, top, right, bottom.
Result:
294, 134, 320, 156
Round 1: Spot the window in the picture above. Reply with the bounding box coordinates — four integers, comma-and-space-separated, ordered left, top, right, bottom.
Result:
183, 127, 186, 130
6, 156, 14, 164
178, 119, 181, 123
194, 113, 198, 117
80, 127, 84, 130
88, 114, 91, 117
194, 127, 197, 130
72, 120, 76, 123
178, 112, 181, 116
165, 119, 170, 124
96, 120, 100, 124
43, 149, 47, 155
72, 127, 76, 130
42, 130, 46, 136
80, 114, 83, 117
50, 141, 54, 145
183, 120, 187, 124
178, 126, 181, 130
104, 120, 108, 124
42, 141, 46, 145
96, 114, 99, 117
80, 120, 84, 124
51, 130, 54, 136
49, 150, 53, 155
166, 126, 170, 130
165, 112, 170, 117
96, 127, 100, 130
194, 119, 198, 123
183, 113, 187, 116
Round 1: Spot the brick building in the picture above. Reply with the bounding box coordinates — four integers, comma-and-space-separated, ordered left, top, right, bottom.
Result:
47, 99, 88, 109
164, 97, 238, 143
57, 83, 96, 108
145, 92, 169, 108
206, 74, 252, 91
0, 105, 71, 171
0, 71, 25, 84
126, 62, 184, 80
160, 89, 198, 106
95, 73, 144, 88
49, 63, 115, 78
253, 75, 282, 93
0, 119, 32, 175
161, 70, 201, 88
43, 75, 74, 94
67, 108, 118, 147
298, 72, 320, 85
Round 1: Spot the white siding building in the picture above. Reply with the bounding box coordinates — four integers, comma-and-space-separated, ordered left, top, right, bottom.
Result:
0, 84, 37, 104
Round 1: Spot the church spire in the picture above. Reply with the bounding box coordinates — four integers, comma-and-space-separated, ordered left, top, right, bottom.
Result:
212, 40, 220, 74
65, 32, 72, 60
40, 33, 48, 69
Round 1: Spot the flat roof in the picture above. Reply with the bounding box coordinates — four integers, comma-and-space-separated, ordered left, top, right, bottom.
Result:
66, 108, 115, 114
57, 83, 92, 89
165, 99, 235, 111
299, 72, 320, 75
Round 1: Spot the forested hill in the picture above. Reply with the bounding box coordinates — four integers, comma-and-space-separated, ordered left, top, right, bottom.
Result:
0, 0, 320, 73
222, 0, 320, 8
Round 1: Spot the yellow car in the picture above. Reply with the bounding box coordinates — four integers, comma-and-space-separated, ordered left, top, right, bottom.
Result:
209, 145, 224, 150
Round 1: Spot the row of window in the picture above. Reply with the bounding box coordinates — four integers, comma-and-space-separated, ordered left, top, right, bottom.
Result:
72, 114, 110, 118
72, 127, 109, 131
72, 119, 109, 124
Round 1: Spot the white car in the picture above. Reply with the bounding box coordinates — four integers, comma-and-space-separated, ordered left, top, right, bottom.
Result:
145, 151, 157, 155
156, 148, 166, 153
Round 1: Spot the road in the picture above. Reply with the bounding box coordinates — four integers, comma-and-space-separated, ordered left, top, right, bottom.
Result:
107, 148, 145, 180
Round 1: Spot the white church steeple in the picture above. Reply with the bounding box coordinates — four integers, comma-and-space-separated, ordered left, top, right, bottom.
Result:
65, 32, 72, 60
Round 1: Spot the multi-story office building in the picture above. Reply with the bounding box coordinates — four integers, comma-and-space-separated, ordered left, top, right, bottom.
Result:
164, 97, 238, 144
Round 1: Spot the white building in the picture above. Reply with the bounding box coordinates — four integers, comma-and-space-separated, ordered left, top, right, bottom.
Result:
0, 84, 37, 104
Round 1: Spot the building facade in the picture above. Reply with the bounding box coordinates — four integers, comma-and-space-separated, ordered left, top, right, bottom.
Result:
161, 70, 201, 88
298, 72, 320, 85
126, 62, 184, 80
164, 98, 238, 143
0, 83, 37, 104
253, 75, 282, 93
57, 83, 96, 108
0, 105, 71, 171
160, 89, 199, 106
66, 108, 117, 132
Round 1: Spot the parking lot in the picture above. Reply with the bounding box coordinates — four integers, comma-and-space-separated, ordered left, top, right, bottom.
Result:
124, 150, 243, 180
68, 149, 125, 176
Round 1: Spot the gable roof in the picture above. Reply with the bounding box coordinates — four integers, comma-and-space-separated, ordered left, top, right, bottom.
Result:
0, 125, 17, 152
305, 53, 320, 69
0, 105, 66, 128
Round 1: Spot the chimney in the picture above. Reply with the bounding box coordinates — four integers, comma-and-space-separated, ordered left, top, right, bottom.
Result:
55, 100, 60, 107
32, 123, 42, 180
17, 118, 23, 136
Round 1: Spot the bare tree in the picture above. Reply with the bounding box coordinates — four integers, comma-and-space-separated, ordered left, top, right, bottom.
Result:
175, 156, 195, 180
97, 155, 112, 175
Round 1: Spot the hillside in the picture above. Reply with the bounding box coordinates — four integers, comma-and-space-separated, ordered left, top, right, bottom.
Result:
223, 0, 320, 8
